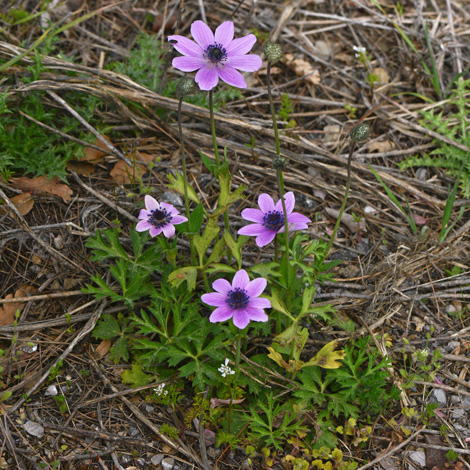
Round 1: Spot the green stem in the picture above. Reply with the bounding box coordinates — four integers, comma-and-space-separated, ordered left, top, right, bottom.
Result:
324, 142, 355, 260
267, 62, 291, 284
209, 90, 220, 166
177, 97, 190, 221
235, 335, 241, 370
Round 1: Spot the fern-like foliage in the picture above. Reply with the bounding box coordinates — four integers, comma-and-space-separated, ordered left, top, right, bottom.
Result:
399, 79, 470, 196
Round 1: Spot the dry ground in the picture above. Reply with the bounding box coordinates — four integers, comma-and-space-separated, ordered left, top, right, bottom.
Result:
0, 0, 470, 469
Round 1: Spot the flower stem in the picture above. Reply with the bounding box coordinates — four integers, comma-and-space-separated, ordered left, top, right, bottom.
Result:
323, 142, 355, 260
235, 335, 241, 370
267, 62, 291, 284
209, 89, 230, 234
177, 97, 190, 221
209, 90, 220, 166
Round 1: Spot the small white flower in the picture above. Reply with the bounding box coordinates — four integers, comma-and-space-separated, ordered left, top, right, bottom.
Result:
154, 384, 168, 396
218, 358, 235, 378
353, 45, 367, 58
420, 349, 429, 358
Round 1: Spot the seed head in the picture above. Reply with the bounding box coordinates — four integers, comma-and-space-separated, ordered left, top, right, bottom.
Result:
350, 123, 370, 143
272, 155, 287, 170
176, 77, 195, 98
264, 42, 283, 64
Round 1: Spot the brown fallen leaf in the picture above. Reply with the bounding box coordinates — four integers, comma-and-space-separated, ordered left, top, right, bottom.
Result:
110, 152, 155, 184
325, 208, 367, 233
367, 139, 395, 153
11, 176, 73, 203
283, 53, 321, 85
66, 160, 95, 176
0, 286, 36, 326
95, 339, 112, 358
0, 193, 34, 216
82, 135, 112, 163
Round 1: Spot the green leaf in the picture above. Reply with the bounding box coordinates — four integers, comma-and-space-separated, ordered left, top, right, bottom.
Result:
223, 232, 242, 267
189, 203, 204, 233
200, 151, 218, 176
193, 218, 219, 264
93, 314, 121, 340
0, 391, 12, 402
205, 263, 237, 275
121, 364, 154, 388
109, 337, 130, 364
250, 262, 281, 278
167, 172, 200, 204
218, 173, 246, 210
302, 341, 346, 369
205, 236, 226, 266
168, 266, 198, 291
85, 228, 130, 263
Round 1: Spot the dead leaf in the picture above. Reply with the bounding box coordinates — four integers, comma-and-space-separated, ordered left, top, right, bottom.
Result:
325, 208, 366, 233
367, 139, 395, 153
66, 161, 95, 176
323, 124, 342, 144
82, 135, 112, 162
110, 152, 155, 184
210, 397, 245, 409
0, 286, 35, 326
425, 434, 448, 469
95, 340, 112, 358
0, 193, 34, 216
413, 213, 428, 225
11, 176, 73, 203
283, 53, 321, 85
372, 67, 390, 84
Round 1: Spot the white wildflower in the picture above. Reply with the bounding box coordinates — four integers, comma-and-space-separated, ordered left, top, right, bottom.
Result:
218, 358, 235, 378
353, 45, 367, 58
154, 384, 168, 396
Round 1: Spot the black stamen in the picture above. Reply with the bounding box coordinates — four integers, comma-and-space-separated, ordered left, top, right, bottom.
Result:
226, 288, 249, 310
263, 211, 284, 231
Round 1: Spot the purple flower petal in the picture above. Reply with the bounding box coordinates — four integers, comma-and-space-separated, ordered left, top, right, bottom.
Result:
256, 230, 277, 247
191, 20, 214, 49
149, 227, 162, 237
145, 195, 159, 211
195, 66, 219, 90
212, 278, 232, 294
136, 220, 152, 232
218, 66, 247, 88
238, 224, 266, 236
247, 297, 271, 309
160, 202, 178, 215
202, 292, 228, 307
245, 307, 268, 323
209, 306, 234, 323
172, 56, 204, 72
232, 310, 250, 329
226, 34, 257, 56
241, 208, 264, 223
258, 193, 275, 213
275, 191, 295, 213
162, 224, 175, 238
232, 269, 249, 289
170, 215, 188, 225
287, 212, 312, 225
214, 21, 234, 47
226, 54, 262, 72
168, 35, 203, 57
245, 277, 267, 298
138, 209, 149, 220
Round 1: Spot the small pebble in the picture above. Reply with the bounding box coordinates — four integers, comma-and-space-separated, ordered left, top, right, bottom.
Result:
429, 388, 447, 406
151, 454, 164, 465
24, 421, 44, 438
45, 385, 58, 397
408, 451, 426, 467
452, 408, 465, 420
128, 426, 140, 437
161, 191, 183, 207
416, 168, 428, 181
162, 457, 175, 470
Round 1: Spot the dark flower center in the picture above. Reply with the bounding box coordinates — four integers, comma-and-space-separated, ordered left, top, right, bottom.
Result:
148, 208, 172, 228
226, 288, 249, 310
205, 43, 227, 63
263, 211, 284, 232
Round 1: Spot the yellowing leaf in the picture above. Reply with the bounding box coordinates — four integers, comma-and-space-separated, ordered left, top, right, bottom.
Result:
302, 341, 345, 369
267, 347, 287, 369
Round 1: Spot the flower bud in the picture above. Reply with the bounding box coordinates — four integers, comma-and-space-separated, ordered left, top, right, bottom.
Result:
350, 123, 370, 143
272, 155, 287, 170
176, 77, 195, 98
264, 42, 283, 64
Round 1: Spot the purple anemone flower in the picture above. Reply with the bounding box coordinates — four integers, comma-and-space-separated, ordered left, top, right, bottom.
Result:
238, 192, 311, 247
136, 195, 188, 238
201, 269, 271, 330
168, 20, 262, 91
